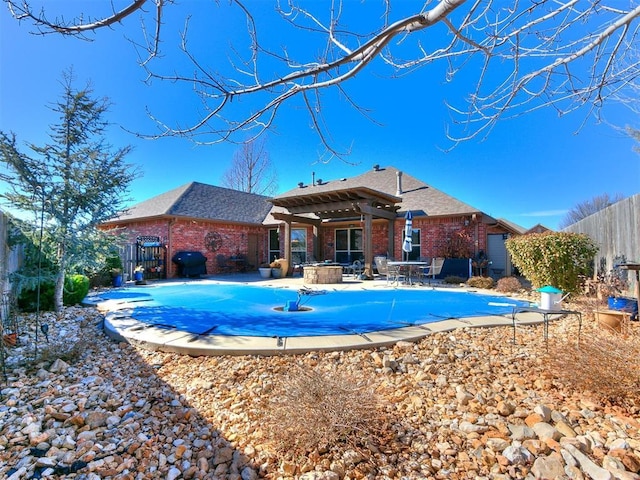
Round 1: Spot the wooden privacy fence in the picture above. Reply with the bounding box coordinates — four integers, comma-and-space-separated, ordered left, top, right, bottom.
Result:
1, 210, 24, 324
564, 194, 639, 296
119, 243, 137, 282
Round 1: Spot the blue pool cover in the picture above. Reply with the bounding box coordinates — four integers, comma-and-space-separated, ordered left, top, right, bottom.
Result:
91, 283, 529, 337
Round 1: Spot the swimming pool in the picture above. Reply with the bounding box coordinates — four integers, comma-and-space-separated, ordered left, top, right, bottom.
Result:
90, 282, 529, 338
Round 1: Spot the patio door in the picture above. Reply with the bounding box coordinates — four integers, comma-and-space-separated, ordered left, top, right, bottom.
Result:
335, 228, 363, 264
268, 228, 280, 263
247, 233, 259, 270
291, 228, 307, 265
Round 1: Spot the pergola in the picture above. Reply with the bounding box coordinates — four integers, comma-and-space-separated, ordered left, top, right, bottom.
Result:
270, 187, 402, 277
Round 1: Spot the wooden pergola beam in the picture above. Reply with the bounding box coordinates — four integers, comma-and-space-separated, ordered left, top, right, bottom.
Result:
356, 202, 398, 220
287, 200, 355, 214
271, 187, 402, 277
271, 212, 323, 227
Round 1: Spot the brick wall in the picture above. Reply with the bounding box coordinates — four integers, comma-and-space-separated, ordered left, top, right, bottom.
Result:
310, 217, 488, 262
113, 220, 170, 244
411, 217, 486, 259
294, 217, 491, 263
104, 215, 497, 276
103, 219, 269, 277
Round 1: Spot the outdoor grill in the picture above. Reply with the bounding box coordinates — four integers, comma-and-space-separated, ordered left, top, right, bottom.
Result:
172, 251, 208, 277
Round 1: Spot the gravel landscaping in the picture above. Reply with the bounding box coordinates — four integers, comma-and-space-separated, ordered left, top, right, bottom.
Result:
1, 303, 639, 480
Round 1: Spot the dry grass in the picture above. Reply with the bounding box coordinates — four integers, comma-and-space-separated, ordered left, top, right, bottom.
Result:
544, 325, 640, 410
496, 276, 523, 293
261, 364, 389, 456
467, 276, 495, 289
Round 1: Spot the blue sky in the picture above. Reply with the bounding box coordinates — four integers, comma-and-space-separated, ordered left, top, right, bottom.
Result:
1, 1, 638, 230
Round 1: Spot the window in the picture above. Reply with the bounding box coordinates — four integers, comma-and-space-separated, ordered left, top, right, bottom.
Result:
291, 228, 307, 265
335, 228, 363, 264
268, 228, 280, 262
402, 228, 421, 261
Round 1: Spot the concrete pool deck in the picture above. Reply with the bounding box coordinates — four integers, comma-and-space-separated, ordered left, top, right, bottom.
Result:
94, 272, 569, 356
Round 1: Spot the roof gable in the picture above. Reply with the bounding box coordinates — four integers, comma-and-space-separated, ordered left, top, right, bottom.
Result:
274, 166, 481, 218
108, 182, 273, 225
495, 218, 527, 235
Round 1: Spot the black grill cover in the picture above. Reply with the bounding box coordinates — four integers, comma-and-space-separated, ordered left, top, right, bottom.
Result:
172, 251, 208, 277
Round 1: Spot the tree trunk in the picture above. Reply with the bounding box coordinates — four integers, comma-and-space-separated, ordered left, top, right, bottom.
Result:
54, 269, 65, 312
54, 242, 67, 312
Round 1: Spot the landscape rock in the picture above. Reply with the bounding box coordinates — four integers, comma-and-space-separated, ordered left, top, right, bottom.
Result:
532, 453, 566, 479
0, 305, 639, 480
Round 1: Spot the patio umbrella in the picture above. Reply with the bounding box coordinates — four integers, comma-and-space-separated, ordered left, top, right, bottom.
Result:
402, 210, 413, 260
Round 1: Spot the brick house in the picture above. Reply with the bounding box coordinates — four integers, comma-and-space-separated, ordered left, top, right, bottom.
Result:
101, 165, 520, 279
100, 182, 273, 279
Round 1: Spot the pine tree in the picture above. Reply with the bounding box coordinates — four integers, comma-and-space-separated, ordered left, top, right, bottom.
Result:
0, 69, 137, 311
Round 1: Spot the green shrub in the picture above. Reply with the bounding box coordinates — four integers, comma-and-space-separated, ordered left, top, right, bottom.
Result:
467, 276, 494, 289
18, 281, 56, 312
496, 276, 523, 293
103, 255, 123, 274
91, 254, 124, 287
18, 274, 90, 311
506, 232, 598, 294
443, 275, 466, 284
90, 270, 112, 288
64, 274, 90, 305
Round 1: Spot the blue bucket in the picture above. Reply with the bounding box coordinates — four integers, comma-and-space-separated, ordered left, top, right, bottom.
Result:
112, 275, 123, 287
284, 300, 298, 312
608, 296, 639, 320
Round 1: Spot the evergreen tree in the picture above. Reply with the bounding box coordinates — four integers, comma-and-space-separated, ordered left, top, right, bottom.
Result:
0, 69, 137, 311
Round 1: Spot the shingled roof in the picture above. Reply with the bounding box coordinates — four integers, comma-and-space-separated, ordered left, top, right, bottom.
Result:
273, 166, 483, 219
104, 182, 273, 225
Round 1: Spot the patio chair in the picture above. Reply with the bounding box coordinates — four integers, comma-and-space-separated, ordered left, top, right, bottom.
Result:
374, 256, 390, 282
387, 262, 406, 286
350, 260, 363, 278
414, 257, 431, 284
216, 254, 234, 274
421, 257, 445, 284
293, 255, 316, 276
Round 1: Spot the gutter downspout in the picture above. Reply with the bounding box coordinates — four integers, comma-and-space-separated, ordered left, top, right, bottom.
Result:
167, 217, 176, 278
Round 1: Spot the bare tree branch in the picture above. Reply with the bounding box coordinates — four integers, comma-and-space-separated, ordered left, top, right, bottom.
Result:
559, 193, 626, 229
6, 0, 150, 35
221, 137, 279, 196
6, 0, 640, 154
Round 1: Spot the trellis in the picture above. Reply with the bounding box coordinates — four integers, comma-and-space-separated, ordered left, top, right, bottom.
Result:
135, 236, 167, 280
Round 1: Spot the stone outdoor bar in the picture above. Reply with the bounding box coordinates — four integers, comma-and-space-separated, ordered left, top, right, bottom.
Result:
303, 265, 343, 284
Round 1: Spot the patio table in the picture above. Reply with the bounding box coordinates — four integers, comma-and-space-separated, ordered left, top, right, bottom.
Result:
511, 306, 582, 345
387, 261, 429, 285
